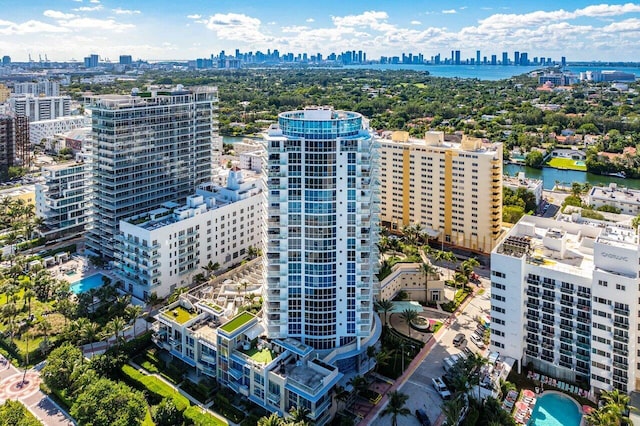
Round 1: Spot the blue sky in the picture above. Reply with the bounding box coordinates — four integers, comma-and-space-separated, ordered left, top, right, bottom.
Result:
2, 0, 640, 62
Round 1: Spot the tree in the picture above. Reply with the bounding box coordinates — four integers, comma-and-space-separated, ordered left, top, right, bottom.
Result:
41, 343, 84, 392
374, 349, 393, 373
375, 299, 394, 326
421, 262, 438, 302
0, 400, 41, 426
106, 316, 127, 347
525, 150, 544, 168
441, 396, 466, 426
71, 378, 146, 426
380, 391, 411, 426
152, 398, 183, 426
201, 260, 218, 278
257, 413, 285, 426
347, 375, 369, 396
125, 304, 143, 324
400, 309, 418, 338
288, 406, 310, 425
333, 385, 350, 412
82, 321, 101, 355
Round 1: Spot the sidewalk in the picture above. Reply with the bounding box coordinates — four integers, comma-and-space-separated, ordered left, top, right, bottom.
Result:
363, 287, 482, 425
0, 357, 75, 425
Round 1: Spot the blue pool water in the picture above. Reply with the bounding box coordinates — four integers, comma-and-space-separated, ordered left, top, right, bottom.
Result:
70, 273, 106, 294
528, 393, 582, 426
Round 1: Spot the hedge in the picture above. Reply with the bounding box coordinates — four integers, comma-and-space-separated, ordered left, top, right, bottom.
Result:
183, 406, 227, 426
121, 364, 190, 412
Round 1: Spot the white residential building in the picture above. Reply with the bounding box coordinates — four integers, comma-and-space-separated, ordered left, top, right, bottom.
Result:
9, 95, 71, 121
114, 168, 264, 300
503, 172, 544, 205
29, 115, 89, 144
87, 86, 219, 259
13, 81, 60, 96
35, 153, 92, 240
588, 183, 640, 216
490, 215, 639, 394
378, 131, 503, 253
239, 151, 264, 173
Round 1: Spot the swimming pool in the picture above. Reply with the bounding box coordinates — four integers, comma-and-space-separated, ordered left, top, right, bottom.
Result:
528, 392, 582, 426
70, 273, 106, 294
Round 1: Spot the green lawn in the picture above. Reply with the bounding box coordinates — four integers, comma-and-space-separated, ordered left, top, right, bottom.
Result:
219, 312, 255, 334
162, 306, 198, 325
121, 364, 190, 411
183, 406, 227, 426
241, 347, 274, 364
547, 157, 587, 171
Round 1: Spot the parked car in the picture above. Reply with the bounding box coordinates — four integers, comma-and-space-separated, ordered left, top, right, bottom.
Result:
415, 409, 432, 426
470, 333, 486, 349
462, 346, 474, 357
453, 333, 466, 347
432, 377, 452, 400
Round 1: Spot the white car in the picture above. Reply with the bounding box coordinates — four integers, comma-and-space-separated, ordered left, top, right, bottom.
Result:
470, 333, 486, 349
432, 377, 452, 400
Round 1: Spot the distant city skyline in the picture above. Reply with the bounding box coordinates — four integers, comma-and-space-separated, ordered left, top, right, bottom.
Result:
2, 1, 640, 62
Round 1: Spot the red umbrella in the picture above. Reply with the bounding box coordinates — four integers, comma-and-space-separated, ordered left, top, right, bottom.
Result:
583, 405, 595, 415
516, 401, 529, 412
523, 389, 535, 398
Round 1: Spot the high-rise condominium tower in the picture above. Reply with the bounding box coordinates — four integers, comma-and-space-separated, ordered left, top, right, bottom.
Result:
264, 107, 379, 358
87, 86, 218, 259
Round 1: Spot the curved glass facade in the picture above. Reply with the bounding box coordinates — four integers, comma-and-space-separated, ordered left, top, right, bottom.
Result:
264, 108, 379, 352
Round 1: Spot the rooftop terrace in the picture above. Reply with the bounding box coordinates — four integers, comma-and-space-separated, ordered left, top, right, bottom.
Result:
162, 306, 198, 325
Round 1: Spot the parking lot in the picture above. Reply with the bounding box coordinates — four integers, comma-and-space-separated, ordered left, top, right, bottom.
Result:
371, 281, 491, 426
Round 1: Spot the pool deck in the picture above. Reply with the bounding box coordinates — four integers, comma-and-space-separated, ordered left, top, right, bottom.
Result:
49, 256, 115, 285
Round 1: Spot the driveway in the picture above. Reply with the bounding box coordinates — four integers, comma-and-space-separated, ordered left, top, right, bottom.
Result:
371, 280, 492, 426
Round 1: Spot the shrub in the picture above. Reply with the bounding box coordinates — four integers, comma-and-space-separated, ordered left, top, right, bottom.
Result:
121, 364, 190, 412
183, 406, 226, 426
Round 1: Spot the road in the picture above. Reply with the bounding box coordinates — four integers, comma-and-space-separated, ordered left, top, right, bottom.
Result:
371, 279, 492, 426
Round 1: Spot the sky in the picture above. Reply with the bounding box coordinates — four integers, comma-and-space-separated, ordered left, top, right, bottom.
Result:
2, 1, 640, 62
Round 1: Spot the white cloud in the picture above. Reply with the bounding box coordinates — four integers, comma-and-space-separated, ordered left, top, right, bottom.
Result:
332, 10, 388, 28
442, 10, 457, 14
72, 5, 103, 12
58, 17, 134, 32
410, 20, 421, 25
306, 18, 315, 23
0, 19, 70, 35
459, 6, 468, 10
576, 3, 640, 17
200, 13, 272, 43
187, 14, 202, 19
89, 0, 100, 3
112, 8, 141, 15
43, 10, 77, 20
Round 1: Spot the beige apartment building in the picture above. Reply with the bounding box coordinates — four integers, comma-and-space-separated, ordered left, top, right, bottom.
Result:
379, 131, 503, 253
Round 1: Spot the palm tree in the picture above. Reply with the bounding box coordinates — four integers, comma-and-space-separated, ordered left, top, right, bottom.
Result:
106, 316, 127, 347
400, 309, 418, 338
460, 258, 480, 280
375, 299, 394, 326
23, 288, 35, 319
347, 375, 369, 396
2, 302, 17, 342
201, 260, 217, 278
421, 261, 438, 302
38, 318, 52, 346
374, 349, 393, 373
257, 413, 284, 426
441, 396, 466, 426
380, 391, 411, 426
125, 304, 143, 323
333, 385, 350, 412
585, 407, 616, 426
288, 406, 310, 425
82, 321, 100, 355
598, 389, 631, 426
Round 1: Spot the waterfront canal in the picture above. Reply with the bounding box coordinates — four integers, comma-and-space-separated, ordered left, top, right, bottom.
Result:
504, 163, 640, 190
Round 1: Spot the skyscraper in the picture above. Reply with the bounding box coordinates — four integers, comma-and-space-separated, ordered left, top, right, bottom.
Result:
87, 86, 219, 259
264, 107, 380, 360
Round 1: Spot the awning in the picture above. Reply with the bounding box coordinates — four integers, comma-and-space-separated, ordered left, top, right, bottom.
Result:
244, 322, 265, 340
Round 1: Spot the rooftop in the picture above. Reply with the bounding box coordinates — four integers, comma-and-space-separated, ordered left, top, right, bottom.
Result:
162, 306, 198, 325
219, 311, 256, 334
590, 184, 640, 206
239, 347, 276, 364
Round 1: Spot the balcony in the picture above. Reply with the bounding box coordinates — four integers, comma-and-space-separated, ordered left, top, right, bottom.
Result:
542, 294, 555, 302
614, 307, 630, 316
542, 282, 555, 290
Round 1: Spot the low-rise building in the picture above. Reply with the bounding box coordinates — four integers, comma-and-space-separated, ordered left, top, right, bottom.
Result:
154, 294, 342, 425
588, 183, 640, 216
503, 172, 544, 206
114, 168, 264, 300
377, 262, 445, 303
490, 214, 639, 394
29, 116, 88, 145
